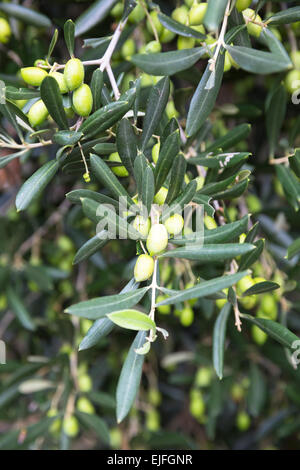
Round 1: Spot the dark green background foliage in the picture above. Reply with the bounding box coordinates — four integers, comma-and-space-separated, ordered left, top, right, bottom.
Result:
0, 0, 300, 450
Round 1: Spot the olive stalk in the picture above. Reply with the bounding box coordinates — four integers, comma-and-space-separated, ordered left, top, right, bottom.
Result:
208, 0, 231, 72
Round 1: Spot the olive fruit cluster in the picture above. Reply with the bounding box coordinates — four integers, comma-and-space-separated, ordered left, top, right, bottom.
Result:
20, 57, 93, 127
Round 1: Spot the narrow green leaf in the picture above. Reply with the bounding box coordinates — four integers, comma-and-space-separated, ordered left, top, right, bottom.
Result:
90, 154, 133, 205
73, 234, 108, 264
142, 165, 155, 214
53, 131, 82, 146
141, 77, 170, 150
225, 45, 292, 74
66, 189, 118, 208
116, 330, 147, 423
40, 76, 68, 130
162, 180, 197, 222
77, 412, 110, 444
6, 288, 36, 331
75, 0, 118, 36
65, 287, 148, 320
266, 83, 287, 157
64, 19, 75, 57
116, 118, 137, 176
155, 130, 180, 192
213, 303, 231, 379
238, 239, 265, 271
91, 69, 103, 112
241, 314, 299, 349
107, 309, 155, 332
5, 87, 40, 101
242, 281, 280, 296
165, 154, 187, 205
16, 160, 59, 211
189, 152, 250, 169
275, 165, 300, 211
156, 271, 249, 306
247, 364, 266, 418
287, 238, 300, 260
158, 12, 206, 39
131, 47, 206, 76
266, 7, 300, 25
0, 2, 51, 27
186, 52, 225, 137
47, 29, 58, 60
160, 243, 255, 262
204, 0, 227, 31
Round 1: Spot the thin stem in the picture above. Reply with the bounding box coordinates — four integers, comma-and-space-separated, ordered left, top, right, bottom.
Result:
209, 0, 231, 72
106, 63, 120, 100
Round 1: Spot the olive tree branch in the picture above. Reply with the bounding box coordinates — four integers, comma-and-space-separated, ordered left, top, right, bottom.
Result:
209, 0, 231, 72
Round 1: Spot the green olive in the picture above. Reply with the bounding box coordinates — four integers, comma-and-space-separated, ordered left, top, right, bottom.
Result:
76, 397, 95, 415
172, 6, 189, 25
145, 40, 162, 54
235, 0, 252, 12
156, 295, 171, 314
110, 2, 123, 19
134, 254, 154, 282
146, 11, 163, 37
204, 215, 217, 230
189, 389, 205, 419
108, 152, 129, 177
78, 374, 92, 392
128, 3, 146, 23
177, 36, 195, 50
64, 58, 84, 91
246, 194, 262, 213
132, 216, 151, 238
251, 323, 268, 345
285, 69, 300, 94
180, 306, 194, 326
160, 27, 176, 44
20, 67, 48, 86
236, 411, 251, 431
121, 38, 136, 59
188, 3, 208, 26
195, 367, 212, 387
0, 18, 11, 44
72, 83, 93, 117
243, 8, 263, 38
49, 71, 68, 94
153, 186, 168, 205
146, 409, 160, 431
260, 293, 277, 320
148, 388, 162, 406
152, 141, 160, 163
146, 224, 169, 256
28, 100, 49, 127
164, 214, 184, 236
140, 72, 155, 88
63, 415, 79, 438
224, 51, 232, 72
166, 100, 179, 119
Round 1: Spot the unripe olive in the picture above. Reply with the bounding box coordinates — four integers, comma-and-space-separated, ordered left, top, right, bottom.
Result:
72, 83, 93, 117
145, 40, 161, 54
47, 408, 62, 434
184, 0, 194, 7
289, 50, 300, 70
146, 224, 169, 256
146, 409, 160, 431
148, 388, 162, 406
188, 3, 208, 26
28, 100, 49, 127
252, 324, 267, 345
0, 295, 7, 310
20, 67, 48, 86
235, 0, 252, 12
156, 295, 171, 314
224, 51, 232, 72
285, 69, 300, 94
63, 415, 79, 438
260, 293, 277, 320
0, 18, 11, 44
195, 367, 212, 387
121, 72, 135, 93
243, 8, 263, 38
108, 152, 129, 177
134, 254, 154, 282
172, 6, 189, 25
189, 389, 205, 419
246, 194, 262, 213
164, 214, 184, 236
146, 11, 163, 37
76, 397, 95, 415
34, 59, 48, 68
154, 187, 168, 205
132, 216, 151, 238
14, 99, 27, 109
81, 318, 93, 335
140, 72, 154, 88
111, 1, 123, 18
236, 411, 251, 431
177, 36, 195, 50
195, 175, 204, 191
160, 27, 176, 44
128, 3, 146, 23
78, 374, 92, 392
236, 275, 254, 296
152, 141, 160, 164
166, 100, 179, 119
204, 215, 217, 230
231, 383, 245, 402
64, 58, 84, 91
121, 38, 136, 59
180, 306, 194, 326
49, 71, 68, 94
64, 106, 75, 118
